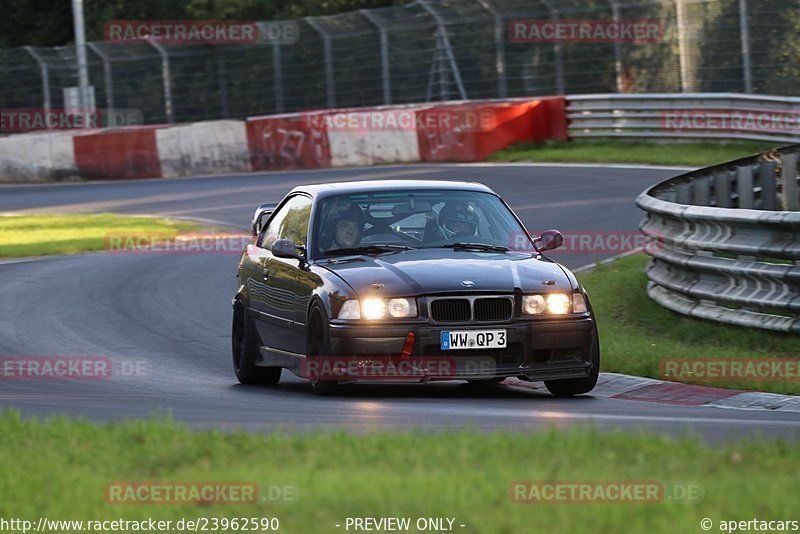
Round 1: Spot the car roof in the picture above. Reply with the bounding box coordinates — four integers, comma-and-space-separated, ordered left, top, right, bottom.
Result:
289, 179, 496, 199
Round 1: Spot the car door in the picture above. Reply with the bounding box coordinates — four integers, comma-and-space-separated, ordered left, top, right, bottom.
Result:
249, 194, 312, 357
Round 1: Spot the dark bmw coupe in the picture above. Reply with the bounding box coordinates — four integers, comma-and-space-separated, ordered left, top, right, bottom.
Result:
232, 180, 599, 395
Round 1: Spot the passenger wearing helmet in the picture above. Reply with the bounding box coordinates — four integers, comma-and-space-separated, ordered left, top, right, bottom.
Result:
327, 204, 365, 250
438, 201, 479, 239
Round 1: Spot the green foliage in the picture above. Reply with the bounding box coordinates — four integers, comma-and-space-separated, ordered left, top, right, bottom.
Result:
0, 214, 200, 258
488, 139, 777, 167
0, 0, 408, 48
0, 411, 798, 531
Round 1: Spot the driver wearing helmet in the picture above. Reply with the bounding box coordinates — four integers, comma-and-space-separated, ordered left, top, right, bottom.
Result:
438, 201, 479, 239
327, 204, 365, 250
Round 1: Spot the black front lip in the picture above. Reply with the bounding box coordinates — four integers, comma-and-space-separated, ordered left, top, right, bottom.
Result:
326, 316, 595, 382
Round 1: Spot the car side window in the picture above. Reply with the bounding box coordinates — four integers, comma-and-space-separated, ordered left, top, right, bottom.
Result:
260, 195, 312, 250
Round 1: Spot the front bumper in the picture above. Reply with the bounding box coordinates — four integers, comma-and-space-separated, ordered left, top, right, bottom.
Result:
326, 316, 595, 382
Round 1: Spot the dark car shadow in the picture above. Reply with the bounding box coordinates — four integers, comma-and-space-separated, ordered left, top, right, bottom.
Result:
230, 373, 598, 402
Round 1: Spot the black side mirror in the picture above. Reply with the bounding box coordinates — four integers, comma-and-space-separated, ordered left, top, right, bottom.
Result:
272, 238, 304, 261
533, 229, 564, 252
252, 203, 277, 236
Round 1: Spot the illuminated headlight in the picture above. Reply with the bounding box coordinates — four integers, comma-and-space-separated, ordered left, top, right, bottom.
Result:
361, 298, 386, 320
546, 293, 571, 315
357, 298, 418, 320
572, 293, 588, 313
522, 295, 547, 315
338, 300, 361, 320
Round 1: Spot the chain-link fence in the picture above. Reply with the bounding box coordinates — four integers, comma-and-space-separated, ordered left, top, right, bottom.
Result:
1, 0, 797, 126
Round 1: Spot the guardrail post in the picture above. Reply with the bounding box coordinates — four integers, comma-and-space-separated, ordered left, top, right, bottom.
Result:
714, 172, 733, 208
737, 166, 754, 209
694, 176, 711, 206
758, 161, 778, 210
676, 182, 692, 204
781, 153, 799, 211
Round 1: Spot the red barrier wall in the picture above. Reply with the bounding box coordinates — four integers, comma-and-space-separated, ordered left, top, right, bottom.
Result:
73, 128, 161, 180
246, 111, 331, 171
416, 98, 566, 162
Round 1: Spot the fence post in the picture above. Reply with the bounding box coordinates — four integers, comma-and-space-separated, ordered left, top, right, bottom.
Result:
215, 49, 230, 119
610, 0, 624, 92
306, 17, 336, 108
738, 0, 753, 93
675, 0, 697, 92
361, 9, 392, 105
272, 43, 284, 113
418, 0, 467, 100
148, 40, 174, 123
24, 47, 51, 115
540, 0, 565, 95
476, 0, 507, 98
87, 43, 114, 122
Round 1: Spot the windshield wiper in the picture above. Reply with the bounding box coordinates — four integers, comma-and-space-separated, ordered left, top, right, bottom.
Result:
441, 242, 510, 252
324, 244, 415, 256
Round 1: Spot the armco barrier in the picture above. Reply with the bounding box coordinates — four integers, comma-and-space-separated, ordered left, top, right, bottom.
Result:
0, 97, 566, 181
73, 128, 161, 180
637, 146, 800, 332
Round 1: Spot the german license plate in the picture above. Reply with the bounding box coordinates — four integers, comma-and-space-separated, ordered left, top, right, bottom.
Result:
440, 330, 507, 350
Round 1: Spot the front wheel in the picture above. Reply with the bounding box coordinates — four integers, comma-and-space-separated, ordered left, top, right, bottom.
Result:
544, 326, 600, 397
307, 303, 341, 396
232, 299, 281, 385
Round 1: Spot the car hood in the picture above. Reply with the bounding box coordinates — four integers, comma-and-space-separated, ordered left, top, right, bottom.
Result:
319, 248, 574, 296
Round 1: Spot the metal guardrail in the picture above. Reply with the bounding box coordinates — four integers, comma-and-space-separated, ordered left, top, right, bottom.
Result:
636, 145, 800, 332
568, 93, 800, 143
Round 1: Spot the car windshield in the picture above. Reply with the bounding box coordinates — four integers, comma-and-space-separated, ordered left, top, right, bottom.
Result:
312, 189, 534, 257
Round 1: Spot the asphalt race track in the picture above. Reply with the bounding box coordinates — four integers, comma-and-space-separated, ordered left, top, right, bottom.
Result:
1, 163, 799, 442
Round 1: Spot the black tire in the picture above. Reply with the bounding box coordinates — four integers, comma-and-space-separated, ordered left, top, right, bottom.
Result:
231, 299, 281, 385
307, 303, 341, 396
544, 326, 600, 397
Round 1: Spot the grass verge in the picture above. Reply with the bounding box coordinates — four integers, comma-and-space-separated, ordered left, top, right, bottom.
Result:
577, 254, 800, 394
0, 213, 201, 258
1, 411, 798, 532
488, 139, 777, 167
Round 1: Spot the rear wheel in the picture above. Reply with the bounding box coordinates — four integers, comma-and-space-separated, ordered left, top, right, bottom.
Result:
307, 304, 341, 396
232, 299, 281, 385
544, 326, 600, 397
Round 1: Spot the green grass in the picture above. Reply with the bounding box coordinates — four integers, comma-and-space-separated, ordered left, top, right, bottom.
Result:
488, 139, 778, 167
1, 411, 798, 532
0, 214, 201, 257
578, 254, 800, 394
